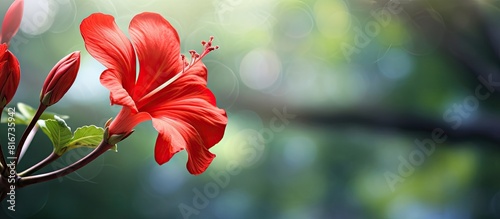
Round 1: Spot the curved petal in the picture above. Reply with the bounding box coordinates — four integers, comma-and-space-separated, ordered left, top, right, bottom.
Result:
160, 100, 226, 147
148, 79, 227, 174
185, 134, 216, 175
1, 0, 23, 44
80, 13, 136, 96
153, 119, 186, 165
128, 12, 182, 100
100, 69, 137, 111
152, 115, 218, 175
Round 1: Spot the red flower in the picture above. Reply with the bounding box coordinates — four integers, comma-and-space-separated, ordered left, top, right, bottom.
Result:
0, 0, 23, 108
40, 51, 81, 106
80, 13, 227, 175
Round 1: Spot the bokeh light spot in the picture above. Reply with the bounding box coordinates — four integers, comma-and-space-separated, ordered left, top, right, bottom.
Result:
314, 0, 351, 38
240, 48, 282, 90
20, 0, 56, 36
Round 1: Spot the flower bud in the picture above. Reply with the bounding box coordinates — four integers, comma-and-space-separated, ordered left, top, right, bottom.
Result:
1, 0, 24, 44
40, 51, 81, 106
0, 44, 20, 108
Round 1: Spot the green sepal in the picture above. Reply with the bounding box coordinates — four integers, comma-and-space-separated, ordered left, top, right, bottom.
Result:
40, 90, 53, 106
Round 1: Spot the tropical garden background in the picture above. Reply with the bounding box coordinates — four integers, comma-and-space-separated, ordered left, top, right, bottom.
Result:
1, 0, 500, 218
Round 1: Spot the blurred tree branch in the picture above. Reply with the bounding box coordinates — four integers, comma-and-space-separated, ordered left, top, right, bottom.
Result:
238, 1, 500, 146
235, 97, 500, 145
297, 108, 500, 145
292, 1, 500, 146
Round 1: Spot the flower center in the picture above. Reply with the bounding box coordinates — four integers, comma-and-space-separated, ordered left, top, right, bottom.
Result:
139, 36, 219, 102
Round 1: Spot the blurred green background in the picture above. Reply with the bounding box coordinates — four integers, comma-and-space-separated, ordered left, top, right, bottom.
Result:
2, 0, 500, 218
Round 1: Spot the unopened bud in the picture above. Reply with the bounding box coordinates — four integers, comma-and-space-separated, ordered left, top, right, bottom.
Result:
40, 51, 81, 106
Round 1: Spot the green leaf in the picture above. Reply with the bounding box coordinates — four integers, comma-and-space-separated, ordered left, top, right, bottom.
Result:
1, 102, 69, 125
67, 125, 118, 152
4, 104, 116, 155
38, 116, 73, 155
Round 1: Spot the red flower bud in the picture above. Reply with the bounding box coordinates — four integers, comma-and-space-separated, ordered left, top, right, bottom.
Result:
40, 51, 81, 106
0, 44, 20, 108
1, 0, 24, 44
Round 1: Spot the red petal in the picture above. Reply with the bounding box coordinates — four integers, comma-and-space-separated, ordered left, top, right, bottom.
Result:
1, 0, 23, 44
0, 44, 7, 56
128, 12, 182, 100
137, 61, 211, 108
148, 78, 227, 174
174, 61, 209, 86
166, 101, 226, 146
152, 116, 219, 175
153, 119, 186, 165
80, 13, 136, 104
100, 69, 137, 111
185, 136, 217, 175
142, 60, 226, 145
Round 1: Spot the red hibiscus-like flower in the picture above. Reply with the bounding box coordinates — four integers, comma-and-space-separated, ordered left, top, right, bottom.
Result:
80, 13, 227, 175
0, 0, 23, 108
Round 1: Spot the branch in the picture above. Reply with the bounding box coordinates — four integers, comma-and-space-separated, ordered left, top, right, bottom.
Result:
18, 151, 60, 177
296, 108, 500, 145
17, 140, 113, 188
